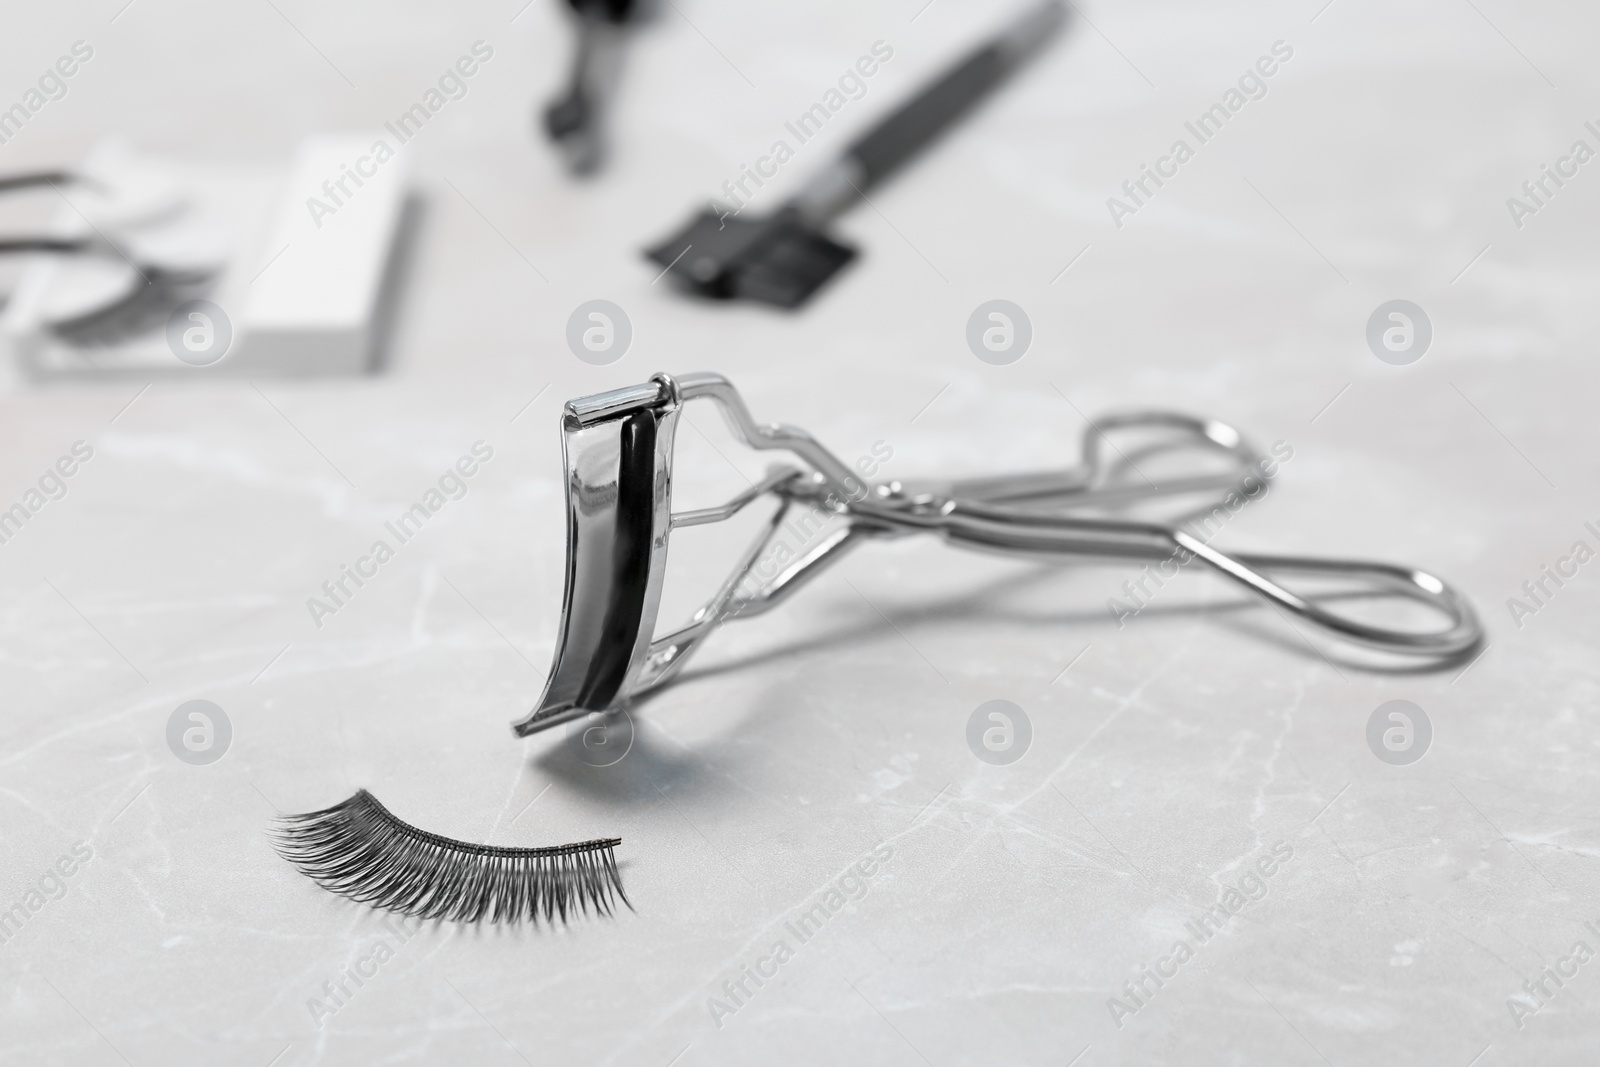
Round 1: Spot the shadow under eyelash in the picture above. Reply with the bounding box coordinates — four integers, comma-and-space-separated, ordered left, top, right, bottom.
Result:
271, 789, 630, 924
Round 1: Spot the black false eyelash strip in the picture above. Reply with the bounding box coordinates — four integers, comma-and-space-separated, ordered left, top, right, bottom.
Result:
271, 789, 630, 924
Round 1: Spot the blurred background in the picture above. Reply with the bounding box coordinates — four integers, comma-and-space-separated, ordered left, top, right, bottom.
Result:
2, 1, 1598, 1064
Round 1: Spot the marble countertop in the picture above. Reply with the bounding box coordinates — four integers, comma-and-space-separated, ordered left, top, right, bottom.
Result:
2, 1, 1598, 1064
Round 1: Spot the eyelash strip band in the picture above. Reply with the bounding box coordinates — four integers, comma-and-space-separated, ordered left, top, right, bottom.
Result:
271, 789, 630, 924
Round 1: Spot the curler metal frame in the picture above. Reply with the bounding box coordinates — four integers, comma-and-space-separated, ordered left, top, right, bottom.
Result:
512, 372, 1482, 737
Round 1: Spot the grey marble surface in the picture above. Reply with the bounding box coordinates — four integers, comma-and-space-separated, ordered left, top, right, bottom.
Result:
2, 1, 1598, 1064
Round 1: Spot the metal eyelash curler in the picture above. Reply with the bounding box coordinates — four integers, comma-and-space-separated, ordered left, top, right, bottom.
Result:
511, 373, 1483, 736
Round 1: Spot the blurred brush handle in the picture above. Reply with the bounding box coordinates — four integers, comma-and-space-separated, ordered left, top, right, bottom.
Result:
790, 0, 1067, 223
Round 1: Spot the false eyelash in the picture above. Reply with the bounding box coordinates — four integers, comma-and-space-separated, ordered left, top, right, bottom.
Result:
271, 789, 630, 924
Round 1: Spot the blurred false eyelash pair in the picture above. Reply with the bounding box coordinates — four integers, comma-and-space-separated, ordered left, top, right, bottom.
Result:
0, 164, 219, 348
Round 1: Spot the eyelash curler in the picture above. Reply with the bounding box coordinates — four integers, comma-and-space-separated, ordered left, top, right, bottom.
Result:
512, 372, 1483, 737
